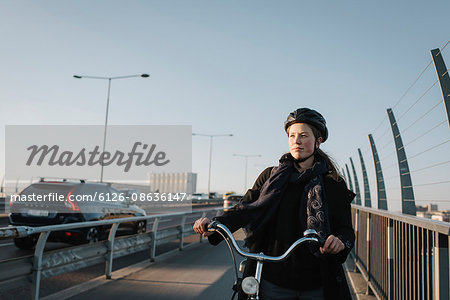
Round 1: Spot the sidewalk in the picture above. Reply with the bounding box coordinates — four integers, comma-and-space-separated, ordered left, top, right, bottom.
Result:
44, 239, 236, 300
344, 256, 377, 300
42, 232, 377, 300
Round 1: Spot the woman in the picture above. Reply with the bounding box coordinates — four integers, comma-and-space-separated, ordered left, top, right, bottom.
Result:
193, 108, 355, 300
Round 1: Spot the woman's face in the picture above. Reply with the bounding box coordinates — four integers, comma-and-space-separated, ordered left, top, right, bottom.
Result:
288, 123, 322, 160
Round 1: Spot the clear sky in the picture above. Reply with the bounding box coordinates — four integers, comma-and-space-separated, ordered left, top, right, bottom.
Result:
1, 0, 449, 211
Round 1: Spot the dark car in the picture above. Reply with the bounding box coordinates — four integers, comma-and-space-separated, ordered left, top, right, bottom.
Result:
223, 194, 243, 212
8, 179, 146, 249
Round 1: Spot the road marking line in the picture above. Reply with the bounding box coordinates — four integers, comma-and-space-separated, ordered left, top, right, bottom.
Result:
0, 242, 14, 247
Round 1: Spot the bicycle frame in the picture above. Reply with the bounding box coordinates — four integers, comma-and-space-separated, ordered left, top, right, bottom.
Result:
208, 221, 319, 300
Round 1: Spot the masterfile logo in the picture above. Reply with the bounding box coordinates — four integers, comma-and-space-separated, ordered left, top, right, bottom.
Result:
25, 142, 170, 172
5, 125, 191, 185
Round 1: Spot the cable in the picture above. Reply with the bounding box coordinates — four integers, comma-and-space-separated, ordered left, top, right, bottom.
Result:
357, 142, 369, 154
414, 200, 450, 203
373, 116, 389, 134
376, 127, 393, 143
409, 160, 450, 174
216, 229, 239, 284
378, 139, 394, 152
401, 100, 443, 134
434, 40, 450, 57
397, 80, 438, 122
384, 174, 400, 181
392, 61, 434, 110
407, 140, 450, 161
359, 55, 437, 152
413, 180, 450, 187
403, 121, 447, 148
382, 162, 398, 171
380, 150, 397, 161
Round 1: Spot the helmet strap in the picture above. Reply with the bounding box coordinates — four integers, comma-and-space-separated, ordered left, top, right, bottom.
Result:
297, 139, 319, 163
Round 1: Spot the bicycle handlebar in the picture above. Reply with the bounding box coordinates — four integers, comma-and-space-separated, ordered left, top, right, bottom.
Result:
208, 221, 320, 262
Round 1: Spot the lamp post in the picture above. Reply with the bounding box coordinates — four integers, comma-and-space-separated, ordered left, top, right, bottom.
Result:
73, 73, 149, 182
233, 154, 261, 192
192, 133, 233, 196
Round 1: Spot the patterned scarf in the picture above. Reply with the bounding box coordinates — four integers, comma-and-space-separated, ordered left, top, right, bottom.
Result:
236, 153, 330, 247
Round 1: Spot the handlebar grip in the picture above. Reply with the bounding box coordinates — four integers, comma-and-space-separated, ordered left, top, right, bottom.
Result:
303, 229, 325, 247
207, 220, 220, 232
316, 237, 326, 248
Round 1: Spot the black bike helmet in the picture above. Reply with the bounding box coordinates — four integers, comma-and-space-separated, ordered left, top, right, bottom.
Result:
284, 108, 328, 142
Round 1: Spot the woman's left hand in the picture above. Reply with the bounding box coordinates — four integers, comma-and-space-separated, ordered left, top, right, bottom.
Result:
320, 235, 345, 254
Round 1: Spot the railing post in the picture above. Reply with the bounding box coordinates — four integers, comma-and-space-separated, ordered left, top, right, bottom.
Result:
31, 231, 51, 300
105, 222, 120, 279
433, 232, 449, 300
150, 217, 159, 262
387, 219, 394, 300
366, 213, 371, 295
199, 212, 207, 243
179, 215, 187, 250
354, 208, 359, 271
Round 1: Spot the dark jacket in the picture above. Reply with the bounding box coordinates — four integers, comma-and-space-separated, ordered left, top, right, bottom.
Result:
209, 167, 355, 300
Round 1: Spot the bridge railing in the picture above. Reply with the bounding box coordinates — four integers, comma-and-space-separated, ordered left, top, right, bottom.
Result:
351, 205, 449, 300
0, 208, 222, 300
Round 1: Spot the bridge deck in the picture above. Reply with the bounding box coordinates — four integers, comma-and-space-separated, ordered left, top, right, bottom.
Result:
42, 230, 373, 300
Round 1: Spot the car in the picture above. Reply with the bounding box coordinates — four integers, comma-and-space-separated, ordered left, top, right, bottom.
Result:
8, 178, 146, 250
222, 191, 236, 200
189, 193, 209, 202
208, 192, 218, 199
223, 194, 243, 211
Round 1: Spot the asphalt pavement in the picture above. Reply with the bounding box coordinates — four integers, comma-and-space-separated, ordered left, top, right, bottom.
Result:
43, 230, 375, 300
62, 233, 241, 300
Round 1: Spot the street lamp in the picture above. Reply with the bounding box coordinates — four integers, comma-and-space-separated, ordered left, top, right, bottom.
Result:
233, 154, 261, 193
73, 73, 150, 182
192, 133, 233, 196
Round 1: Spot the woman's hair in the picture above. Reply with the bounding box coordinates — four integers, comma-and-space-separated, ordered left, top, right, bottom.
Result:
309, 124, 342, 182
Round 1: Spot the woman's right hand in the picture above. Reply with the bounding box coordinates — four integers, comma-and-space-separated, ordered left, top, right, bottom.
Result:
193, 217, 213, 237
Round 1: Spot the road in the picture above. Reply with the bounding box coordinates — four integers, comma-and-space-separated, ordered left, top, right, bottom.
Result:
0, 204, 221, 260
0, 206, 222, 299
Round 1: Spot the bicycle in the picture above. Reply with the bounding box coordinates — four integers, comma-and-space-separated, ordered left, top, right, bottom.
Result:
207, 220, 321, 300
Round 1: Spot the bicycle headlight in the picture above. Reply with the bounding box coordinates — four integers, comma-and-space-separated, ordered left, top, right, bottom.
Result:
242, 276, 259, 295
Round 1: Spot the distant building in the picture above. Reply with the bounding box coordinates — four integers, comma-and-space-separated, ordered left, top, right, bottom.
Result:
111, 183, 150, 193
430, 212, 450, 222
416, 204, 438, 212
149, 172, 197, 194
416, 204, 449, 223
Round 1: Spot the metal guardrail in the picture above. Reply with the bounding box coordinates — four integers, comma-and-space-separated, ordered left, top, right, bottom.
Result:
351, 205, 449, 300
0, 197, 5, 213
190, 197, 223, 204
0, 208, 222, 300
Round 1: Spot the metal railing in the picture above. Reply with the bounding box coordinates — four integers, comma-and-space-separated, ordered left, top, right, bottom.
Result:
351, 205, 449, 300
0, 208, 222, 300
0, 197, 5, 213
